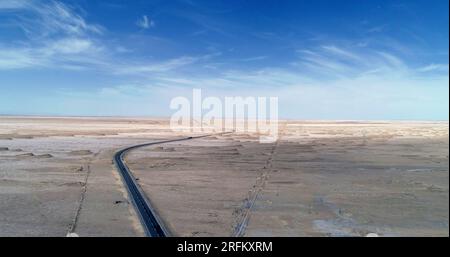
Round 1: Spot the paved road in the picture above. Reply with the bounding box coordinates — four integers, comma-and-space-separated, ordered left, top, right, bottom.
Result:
113, 136, 209, 237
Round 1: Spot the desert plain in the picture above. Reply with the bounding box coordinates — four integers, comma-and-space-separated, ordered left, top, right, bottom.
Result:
0, 116, 448, 236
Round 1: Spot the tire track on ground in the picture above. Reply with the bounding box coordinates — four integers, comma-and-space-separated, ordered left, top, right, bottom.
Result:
66, 152, 100, 236
232, 123, 285, 237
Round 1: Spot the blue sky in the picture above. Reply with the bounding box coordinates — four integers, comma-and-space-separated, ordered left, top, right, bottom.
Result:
0, 0, 448, 119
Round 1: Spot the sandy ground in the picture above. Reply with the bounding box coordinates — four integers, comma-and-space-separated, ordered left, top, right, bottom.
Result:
0, 116, 184, 236
126, 121, 449, 237
0, 117, 448, 236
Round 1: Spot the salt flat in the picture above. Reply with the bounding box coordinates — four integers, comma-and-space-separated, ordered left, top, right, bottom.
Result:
0, 117, 448, 236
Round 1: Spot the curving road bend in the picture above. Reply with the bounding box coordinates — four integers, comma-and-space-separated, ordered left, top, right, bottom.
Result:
113, 135, 210, 237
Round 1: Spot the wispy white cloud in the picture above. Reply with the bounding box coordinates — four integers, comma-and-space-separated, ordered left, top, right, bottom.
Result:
418, 63, 449, 73
376, 51, 406, 70
71, 66, 448, 119
35, 1, 103, 36
118, 56, 199, 74
0, 48, 40, 69
0, 37, 104, 70
292, 44, 417, 79
136, 15, 154, 29
14, 30, 442, 119
0, 0, 103, 37
321, 45, 362, 61
115, 51, 221, 75
44, 38, 101, 54
0, 2, 215, 73
239, 56, 268, 62
0, 0, 28, 9
0, 0, 106, 70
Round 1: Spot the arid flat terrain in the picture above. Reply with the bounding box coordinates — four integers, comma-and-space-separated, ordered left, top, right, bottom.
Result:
0, 117, 448, 236
0, 116, 183, 236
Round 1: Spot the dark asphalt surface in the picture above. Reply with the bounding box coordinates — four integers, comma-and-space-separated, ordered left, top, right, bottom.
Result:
113, 136, 210, 237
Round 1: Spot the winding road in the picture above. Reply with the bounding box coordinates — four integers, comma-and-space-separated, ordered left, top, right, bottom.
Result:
113, 135, 210, 237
